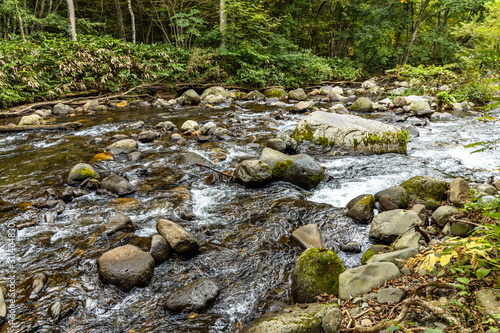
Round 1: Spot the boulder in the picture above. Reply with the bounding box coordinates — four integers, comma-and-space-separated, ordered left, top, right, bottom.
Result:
379, 195, 399, 211
474, 184, 497, 196
393, 96, 408, 107
235, 160, 272, 188
346, 194, 375, 223
149, 234, 172, 264
101, 174, 135, 196
393, 231, 423, 250
165, 278, 219, 312
401, 176, 448, 209
137, 130, 159, 143
449, 221, 474, 237
341, 242, 362, 253
267, 138, 286, 152
201, 86, 228, 104
431, 206, 458, 228
182, 89, 201, 105
242, 303, 340, 333
365, 248, 418, 269
319, 86, 334, 95
292, 111, 408, 154
52, 103, 74, 115
475, 289, 500, 318
361, 80, 376, 89
291, 224, 325, 249
67, 163, 100, 185
106, 139, 138, 155
156, 219, 199, 255
180, 120, 199, 132
291, 248, 346, 303
152, 98, 168, 108
369, 209, 420, 244
97, 245, 155, 292
294, 101, 313, 112
378, 288, 405, 304
172, 152, 213, 167
348, 97, 373, 112
263, 88, 287, 99
375, 186, 409, 209
404, 96, 432, 117
245, 90, 265, 100
276, 133, 298, 153
83, 100, 99, 111
19, 114, 45, 126
328, 104, 349, 114
201, 121, 217, 135
105, 213, 136, 235
288, 88, 307, 101
339, 262, 401, 299
155, 121, 177, 131
361, 245, 390, 265
259, 148, 324, 190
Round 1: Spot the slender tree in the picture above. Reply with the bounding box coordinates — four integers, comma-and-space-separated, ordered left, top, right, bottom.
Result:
127, 0, 136, 43
114, 0, 126, 40
67, 0, 77, 41
220, 0, 226, 48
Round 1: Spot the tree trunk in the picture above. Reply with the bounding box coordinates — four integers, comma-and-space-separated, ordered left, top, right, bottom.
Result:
67, 0, 77, 41
127, 0, 136, 43
15, 2, 26, 41
402, 0, 431, 66
114, 0, 126, 40
220, 0, 226, 48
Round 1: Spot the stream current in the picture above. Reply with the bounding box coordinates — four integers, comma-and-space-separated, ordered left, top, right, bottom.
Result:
1, 100, 500, 332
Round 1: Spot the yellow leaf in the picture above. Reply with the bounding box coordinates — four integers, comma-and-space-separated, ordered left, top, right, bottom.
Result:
188, 312, 198, 319
438, 254, 452, 267
419, 253, 437, 272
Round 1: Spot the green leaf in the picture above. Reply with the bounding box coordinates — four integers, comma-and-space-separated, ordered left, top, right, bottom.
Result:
386, 326, 401, 332
424, 329, 444, 333
456, 277, 470, 285
476, 268, 491, 279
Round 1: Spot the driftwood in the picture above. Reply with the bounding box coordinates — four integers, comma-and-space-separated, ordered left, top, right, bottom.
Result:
0, 122, 83, 132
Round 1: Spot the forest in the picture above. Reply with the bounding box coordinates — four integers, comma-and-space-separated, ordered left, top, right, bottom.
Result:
0, 0, 499, 108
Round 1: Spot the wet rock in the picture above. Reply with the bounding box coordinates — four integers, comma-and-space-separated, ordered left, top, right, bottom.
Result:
243, 303, 339, 333
156, 219, 200, 255
201, 86, 228, 105
97, 245, 155, 292
346, 194, 375, 223
29, 272, 48, 300
245, 90, 265, 100
201, 121, 217, 135
101, 174, 135, 196
127, 151, 142, 162
288, 88, 307, 101
67, 163, 100, 185
53, 103, 74, 115
291, 224, 325, 249
89, 152, 114, 163
267, 138, 286, 152
378, 288, 405, 304
328, 104, 349, 114
259, 148, 324, 190
401, 124, 419, 138
294, 101, 313, 112
276, 133, 298, 153
375, 186, 409, 209
379, 195, 399, 211
180, 120, 199, 133
19, 114, 45, 126
476, 289, 500, 318
348, 97, 373, 112
431, 206, 458, 228
173, 151, 213, 167
393, 96, 408, 107
366, 248, 418, 269
293, 111, 407, 154
106, 139, 138, 155
182, 89, 201, 105
152, 98, 168, 108
137, 130, 159, 143
393, 231, 423, 250
341, 242, 362, 253
149, 234, 172, 264
155, 121, 177, 131
339, 262, 400, 300
369, 209, 421, 244
291, 248, 346, 302
404, 96, 432, 117
105, 213, 136, 235
264, 88, 287, 99
115, 100, 129, 108
83, 100, 99, 111
94, 105, 108, 111
166, 278, 219, 312
235, 160, 272, 188
401, 176, 448, 209
112, 134, 129, 140
136, 101, 151, 107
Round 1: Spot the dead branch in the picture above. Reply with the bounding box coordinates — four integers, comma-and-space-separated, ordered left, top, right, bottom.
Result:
343, 303, 408, 333
402, 298, 462, 327
0, 122, 83, 132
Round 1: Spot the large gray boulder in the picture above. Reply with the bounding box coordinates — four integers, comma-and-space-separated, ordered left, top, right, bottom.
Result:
101, 174, 135, 196
374, 186, 409, 209
67, 163, 100, 185
449, 177, 471, 206
182, 89, 201, 105
156, 219, 199, 255
106, 139, 138, 155
291, 248, 345, 303
393, 231, 423, 250
339, 262, 401, 299
259, 148, 324, 190
365, 248, 418, 269
19, 114, 45, 126
404, 96, 432, 117
52, 103, 74, 115
97, 245, 155, 292
288, 88, 307, 101
235, 160, 272, 188
165, 278, 219, 312
292, 111, 407, 154
291, 224, 325, 249
369, 209, 421, 244
401, 176, 448, 209
201, 86, 228, 104
431, 206, 458, 228
348, 97, 373, 112
242, 303, 340, 333
346, 194, 375, 223
475, 289, 500, 318
149, 234, 172, 264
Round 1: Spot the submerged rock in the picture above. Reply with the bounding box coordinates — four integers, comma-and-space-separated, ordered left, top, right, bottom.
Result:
293, 111, 408, 154
156, 219, 199, 255
105, 213, 136, 235
242, 303, 340, 333
67, 163, 100, 185
97, 245, 155, 292
101, 174, 135, 196
291, 248, 346, 303
166, 278, 219, 312
259, 148, 324, 190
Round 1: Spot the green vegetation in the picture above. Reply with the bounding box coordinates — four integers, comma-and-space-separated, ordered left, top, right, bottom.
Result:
271, 160, 293, 177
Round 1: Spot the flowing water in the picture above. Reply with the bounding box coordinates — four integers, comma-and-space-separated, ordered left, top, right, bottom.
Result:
1, 100, 500, 332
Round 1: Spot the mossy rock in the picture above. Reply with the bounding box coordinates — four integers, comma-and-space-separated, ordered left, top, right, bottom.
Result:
291, 248, 346, 303
264, 88, 287, 99
346, 194, 375, 223
67, 163, 100, 185
400, 176, 449, 210
361, 245, 390, 265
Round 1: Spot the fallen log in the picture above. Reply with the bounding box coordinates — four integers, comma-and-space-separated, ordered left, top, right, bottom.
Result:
0, 122, 83, 132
